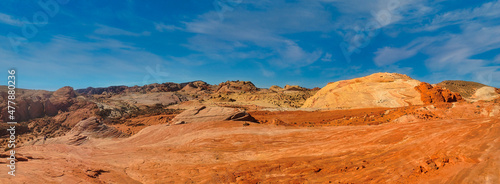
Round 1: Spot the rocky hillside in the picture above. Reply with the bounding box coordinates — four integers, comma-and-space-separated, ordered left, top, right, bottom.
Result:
437, 80, 500, 102
437, 80, 486, 98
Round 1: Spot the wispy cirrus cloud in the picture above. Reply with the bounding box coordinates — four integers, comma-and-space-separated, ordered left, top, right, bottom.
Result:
0, 35, 172, 89
495, 54, 500, 63
374, 38, 436, 66
179, 0, 332, 68
327, 0, 435, 29
372, 0, 500, 86
94, 24, 150, 36
154, 22, 183, 32
421, 0, 500, 31
0, 12, 26, 27
375, 22, 500, 86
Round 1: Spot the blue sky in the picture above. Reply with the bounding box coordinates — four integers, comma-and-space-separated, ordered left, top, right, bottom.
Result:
1, 0, 499, 90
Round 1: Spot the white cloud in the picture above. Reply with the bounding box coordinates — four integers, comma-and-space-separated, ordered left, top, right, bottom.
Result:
254, 62, 275, 77
0, 12, 26, 27
370, 0, 500, 86
374, 38, 433, 66
424, 24, 500, 71
321, 53, 333, 62
178, 0, 437, 67
180, 0, 331, 68
375, 22, 500, 86
495, 54, 500, 63
154, 22, 183, 32
270, 40, 323, 67
0, 35, 172, 89
94, 24, 150, 36
422, 0, 500, 31
330, 0, 434, 30
374, 47, 418, 66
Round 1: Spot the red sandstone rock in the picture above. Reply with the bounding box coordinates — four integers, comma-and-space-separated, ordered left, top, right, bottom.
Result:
44, 100, 58, 116
27, 98, 44, 119
415, 82, 463, 104
49, 86, 76, 112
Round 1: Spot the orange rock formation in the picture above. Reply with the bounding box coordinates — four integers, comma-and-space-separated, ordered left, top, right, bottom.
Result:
414, 82, 463, 104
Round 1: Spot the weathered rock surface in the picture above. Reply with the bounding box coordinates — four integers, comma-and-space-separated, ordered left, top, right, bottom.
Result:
302, 73, 424, 109
68, 117, 125, 138
468, 86, 500, 102
37, 117, 127, 146
414, 82, 463, 104
171, 106, 256, 124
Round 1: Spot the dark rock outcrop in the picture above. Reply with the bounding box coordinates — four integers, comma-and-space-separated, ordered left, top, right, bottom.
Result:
216, 81, 258, 93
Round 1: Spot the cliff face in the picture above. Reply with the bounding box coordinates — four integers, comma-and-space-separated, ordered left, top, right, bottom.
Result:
0, 86, 82, 122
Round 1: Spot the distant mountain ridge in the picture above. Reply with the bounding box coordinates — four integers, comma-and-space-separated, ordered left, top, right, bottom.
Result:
75, 80, 315, 95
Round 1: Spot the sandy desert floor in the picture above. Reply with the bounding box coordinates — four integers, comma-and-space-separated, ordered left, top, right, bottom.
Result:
1, 114, 499, 183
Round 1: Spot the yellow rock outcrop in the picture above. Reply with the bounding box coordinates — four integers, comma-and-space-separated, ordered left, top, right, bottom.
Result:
302, 73, 424, 109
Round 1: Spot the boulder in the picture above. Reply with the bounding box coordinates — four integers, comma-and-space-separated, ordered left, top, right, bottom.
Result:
171, 106, 256, 124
